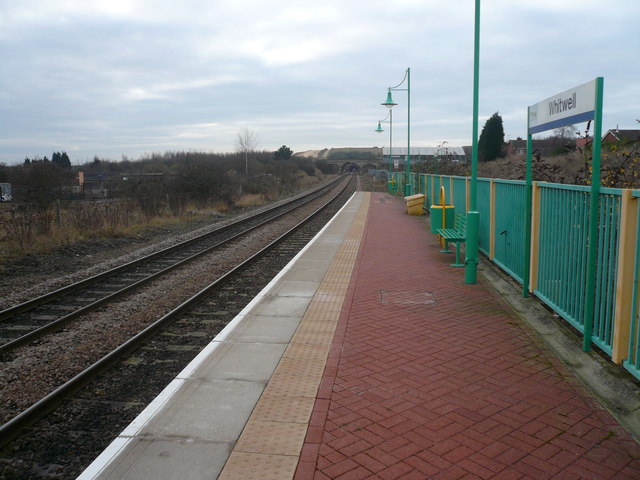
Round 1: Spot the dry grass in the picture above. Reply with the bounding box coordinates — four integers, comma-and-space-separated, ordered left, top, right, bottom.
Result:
235, 194, 267, 208
0, 174, 331, 259
0, 201, 224, 258
477, 153, 585, 184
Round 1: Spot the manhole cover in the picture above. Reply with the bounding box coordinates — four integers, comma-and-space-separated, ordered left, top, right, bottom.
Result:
380, 290, 436, 305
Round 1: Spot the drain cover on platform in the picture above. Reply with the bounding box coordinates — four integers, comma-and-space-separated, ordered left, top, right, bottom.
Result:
380, 290, 436, 305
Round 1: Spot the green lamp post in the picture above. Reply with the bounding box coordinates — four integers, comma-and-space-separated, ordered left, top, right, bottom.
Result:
375, 110, 394, 192
465, 0, 481, 285
382, 67, 411, 195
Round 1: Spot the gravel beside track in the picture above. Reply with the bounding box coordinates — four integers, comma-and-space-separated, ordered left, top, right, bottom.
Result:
0, 176, 355, 479
0, 177, 338, 311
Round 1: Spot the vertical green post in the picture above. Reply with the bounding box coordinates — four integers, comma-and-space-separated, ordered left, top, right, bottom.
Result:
523, 109, 533, 297
405, 67, 412, 196
389, 109, 393, 193
583, 76, 604, 352
465, 0, 481, 284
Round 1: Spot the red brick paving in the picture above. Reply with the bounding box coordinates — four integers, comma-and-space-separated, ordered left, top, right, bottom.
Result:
293, 193, 640, 479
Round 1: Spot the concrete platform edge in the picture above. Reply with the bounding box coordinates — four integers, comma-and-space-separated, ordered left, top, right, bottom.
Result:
77, 192, 361, 480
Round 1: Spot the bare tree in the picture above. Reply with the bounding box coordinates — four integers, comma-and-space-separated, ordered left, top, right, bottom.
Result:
553, 125, 578, 140
235, 127, 259, 176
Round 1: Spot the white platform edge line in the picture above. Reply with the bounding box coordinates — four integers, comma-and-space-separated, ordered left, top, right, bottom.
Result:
77, 191, 359, 480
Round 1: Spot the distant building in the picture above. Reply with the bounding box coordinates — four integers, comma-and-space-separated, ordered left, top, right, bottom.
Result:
506, 138, 560, 156
602, 129, 640, 145
576, 136, 592, 150
382, 147, 467, 167
511, 129, 640, 155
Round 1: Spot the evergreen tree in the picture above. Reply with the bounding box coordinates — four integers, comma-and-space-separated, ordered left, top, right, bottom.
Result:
60, 151, 71, 168
274, 145, 293, 161
478, 112, 505, 162
52, 151, 71, 168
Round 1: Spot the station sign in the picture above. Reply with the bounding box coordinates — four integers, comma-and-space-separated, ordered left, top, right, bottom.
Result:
528, 78, 597, 134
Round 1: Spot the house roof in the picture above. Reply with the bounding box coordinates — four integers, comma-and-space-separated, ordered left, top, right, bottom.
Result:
382, 146, 466, 156
603, 129, 640, 143
507, 138, 557, 149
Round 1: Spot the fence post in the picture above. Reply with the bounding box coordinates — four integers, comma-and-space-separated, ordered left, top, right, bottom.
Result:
528, 182, 541, 294
450, 176, 454, 203
612, 190, 638, 364
430, 175, 435, 207
465, 177, 470, 212
489, 179, 496, 260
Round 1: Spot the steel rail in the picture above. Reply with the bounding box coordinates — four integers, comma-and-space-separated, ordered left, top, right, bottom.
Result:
0, 177, 345, 353
0, 177, 342, 323
0, 176, 355, 446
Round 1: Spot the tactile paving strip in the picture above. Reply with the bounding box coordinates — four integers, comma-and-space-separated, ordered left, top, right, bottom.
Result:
233, 420, 308, 455
221, 452, 298, 480
218, 193, 370, 480
249, 395, 315, 423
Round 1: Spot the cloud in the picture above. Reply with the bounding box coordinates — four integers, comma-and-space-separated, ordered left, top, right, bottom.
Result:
1, 1, 639, 164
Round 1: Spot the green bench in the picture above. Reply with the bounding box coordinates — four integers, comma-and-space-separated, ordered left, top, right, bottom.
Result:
436, 212, 466, 267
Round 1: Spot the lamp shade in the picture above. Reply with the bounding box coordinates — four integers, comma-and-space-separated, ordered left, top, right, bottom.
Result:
375, 122, 384, 133
381, 89, 397, 108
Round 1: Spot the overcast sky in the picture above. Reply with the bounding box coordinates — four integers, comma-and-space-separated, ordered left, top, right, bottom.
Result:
1, 0, 639, 165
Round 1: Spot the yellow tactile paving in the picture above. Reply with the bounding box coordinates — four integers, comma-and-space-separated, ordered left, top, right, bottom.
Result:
249, 395, 315, 423
281, 342, 331, 362
295, 319, 339, 332
275, 355, 327, 375
289, 330, 335, 345
233, 421, 308, 455
221, 452, 298, 480
218, 192, 370, 480
261, 376, 321, 398
300, 302, 342, 319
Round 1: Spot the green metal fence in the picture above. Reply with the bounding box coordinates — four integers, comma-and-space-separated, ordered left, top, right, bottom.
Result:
452, 177, 467, 212
536, 183, 591, 334
493, 180, 526, 283
534, 183, 620, 355
593, 189, 622, 353
477, 179, 491, 255
624, 192, 640, 380
397, 173, 631, 365
417, 175, 427, 200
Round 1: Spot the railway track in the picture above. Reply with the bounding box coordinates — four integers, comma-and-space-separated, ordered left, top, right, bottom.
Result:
0, 176, 343, 354
0, 175, 356, 479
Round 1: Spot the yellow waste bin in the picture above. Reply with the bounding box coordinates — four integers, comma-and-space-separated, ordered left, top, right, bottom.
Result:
404, 194, 425, 215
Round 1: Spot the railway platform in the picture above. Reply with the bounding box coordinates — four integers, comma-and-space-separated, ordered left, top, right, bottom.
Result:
79, 191, 640, 480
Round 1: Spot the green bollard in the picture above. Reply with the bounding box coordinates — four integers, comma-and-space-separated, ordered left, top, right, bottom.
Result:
465, 211, 479, 284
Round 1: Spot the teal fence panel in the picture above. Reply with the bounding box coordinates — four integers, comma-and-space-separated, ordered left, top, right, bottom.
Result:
534, 183, 620, 354
427, 176, 452, 205
395, 172, 405, 195
424, 175, 433, 209
433, 175, 444, 201
431, 176, 449, 204
493, 180, 526, 283
591, 189, 621, 354
417, 174, 428, 209
416, 174, 425, 196
624, 191, 640, 380
536, 184, 590, 332
409, 172, 418, 195
443, 177, 453, 204
452, 177, 467, 213
477, 179, 491, 255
